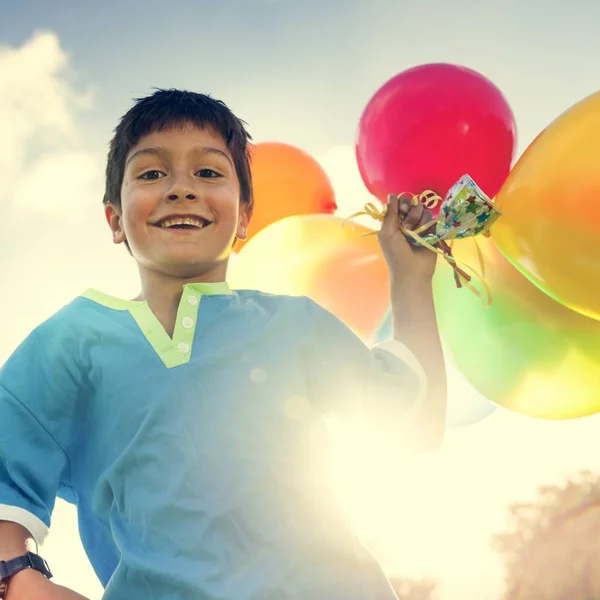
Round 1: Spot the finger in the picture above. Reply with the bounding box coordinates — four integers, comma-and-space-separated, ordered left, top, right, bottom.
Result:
402, 201, 424, 230
381, 193, 399, 234
398, 193, 413, 220
419, 208, 437, 234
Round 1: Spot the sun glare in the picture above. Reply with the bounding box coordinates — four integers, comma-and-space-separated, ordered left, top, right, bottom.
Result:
328, 419, 479, 578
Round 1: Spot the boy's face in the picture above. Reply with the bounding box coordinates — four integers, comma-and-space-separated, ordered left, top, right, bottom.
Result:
107, 124, 249, 281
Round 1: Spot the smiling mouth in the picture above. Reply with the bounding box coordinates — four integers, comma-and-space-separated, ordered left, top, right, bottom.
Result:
155, 216, 213, 230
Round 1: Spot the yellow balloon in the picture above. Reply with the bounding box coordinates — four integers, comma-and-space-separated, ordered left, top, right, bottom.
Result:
229, 214, 389, 341
492, 90, 600, 321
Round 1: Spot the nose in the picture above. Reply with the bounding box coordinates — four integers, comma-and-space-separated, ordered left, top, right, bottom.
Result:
165, 177, 198, 202
167, 188, 197, 201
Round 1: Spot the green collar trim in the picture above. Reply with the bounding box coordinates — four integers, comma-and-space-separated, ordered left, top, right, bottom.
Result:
81, 288, 144, 311
81, 281, 232, 310
80, 282, 232, 368
187, 281, 231, 296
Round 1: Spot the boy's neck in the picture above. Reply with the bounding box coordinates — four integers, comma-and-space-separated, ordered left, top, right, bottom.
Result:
134, 265, 227, 337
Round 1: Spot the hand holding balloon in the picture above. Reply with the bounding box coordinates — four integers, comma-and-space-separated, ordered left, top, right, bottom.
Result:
349, 175, 499, 304
378, 193, 438, 281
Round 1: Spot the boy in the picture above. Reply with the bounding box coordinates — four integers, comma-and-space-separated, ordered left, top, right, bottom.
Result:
0, 89, 446, 599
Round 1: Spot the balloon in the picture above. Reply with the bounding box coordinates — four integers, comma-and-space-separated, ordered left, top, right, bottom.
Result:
229, 214, 389, 341
432, 236, 600, 419
356, 63, 516, 214
235, 142, 337, 251
371, 312, 497, 429
492, 91, 600, 321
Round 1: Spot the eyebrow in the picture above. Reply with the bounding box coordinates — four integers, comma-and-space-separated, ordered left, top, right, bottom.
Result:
125, 146, 234, 167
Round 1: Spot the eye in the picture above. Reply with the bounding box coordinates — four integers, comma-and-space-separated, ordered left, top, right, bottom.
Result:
197, 168, 222, 178
138, 170, 165, 181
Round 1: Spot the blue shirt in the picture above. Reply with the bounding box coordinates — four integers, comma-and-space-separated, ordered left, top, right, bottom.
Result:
0, 283, 425, 599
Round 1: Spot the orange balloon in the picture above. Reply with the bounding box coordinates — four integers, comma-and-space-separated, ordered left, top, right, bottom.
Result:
228, 214, 389, 341
492, 91, 600, 321
235, 142, 337, 251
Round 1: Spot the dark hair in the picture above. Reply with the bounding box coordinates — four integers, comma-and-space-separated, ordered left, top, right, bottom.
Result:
103, 88, 253, 212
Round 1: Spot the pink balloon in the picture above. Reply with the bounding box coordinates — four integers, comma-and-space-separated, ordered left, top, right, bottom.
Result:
356, 63, 517, 214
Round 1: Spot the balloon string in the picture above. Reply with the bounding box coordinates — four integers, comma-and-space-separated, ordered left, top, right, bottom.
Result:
344, 193, 492, 306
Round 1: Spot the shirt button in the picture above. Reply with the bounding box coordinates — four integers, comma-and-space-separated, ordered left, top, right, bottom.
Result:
182, 317, 194, 329
178, 342, 190, 354
187, 295, 198, 306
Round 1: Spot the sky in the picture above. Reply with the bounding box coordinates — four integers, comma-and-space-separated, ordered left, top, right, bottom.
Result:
2, 1, 600, 598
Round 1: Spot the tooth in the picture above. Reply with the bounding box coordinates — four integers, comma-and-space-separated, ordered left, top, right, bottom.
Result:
161, 217, 206, 228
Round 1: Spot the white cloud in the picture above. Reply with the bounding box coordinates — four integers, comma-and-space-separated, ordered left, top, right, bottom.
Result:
0, 32, 93, 193
0, 33, 135, 356
0, 31, 96, 218
10, 151, 102, 219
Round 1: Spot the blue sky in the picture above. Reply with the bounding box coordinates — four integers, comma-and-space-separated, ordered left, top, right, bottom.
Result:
4, 0, 599, 156
2, 1, 600, 599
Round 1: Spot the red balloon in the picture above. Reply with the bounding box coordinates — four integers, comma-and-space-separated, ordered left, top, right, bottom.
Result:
356, 63, 516, 214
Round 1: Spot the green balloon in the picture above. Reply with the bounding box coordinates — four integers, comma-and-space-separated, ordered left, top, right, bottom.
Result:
432, 238, 600, 419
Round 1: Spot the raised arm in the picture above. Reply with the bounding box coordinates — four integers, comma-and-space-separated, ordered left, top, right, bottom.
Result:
379, 192, 447, 452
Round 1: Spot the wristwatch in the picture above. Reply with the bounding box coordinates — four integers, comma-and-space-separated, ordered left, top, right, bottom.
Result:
0, 552, 52, 599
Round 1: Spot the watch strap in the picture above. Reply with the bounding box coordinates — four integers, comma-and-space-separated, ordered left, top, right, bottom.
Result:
0, 552, 52, 599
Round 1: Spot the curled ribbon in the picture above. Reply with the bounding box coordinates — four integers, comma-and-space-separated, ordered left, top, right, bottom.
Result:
344, 191, 492, 306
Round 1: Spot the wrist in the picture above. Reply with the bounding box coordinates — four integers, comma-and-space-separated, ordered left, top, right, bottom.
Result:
390, 275, 434, 311
391, 272, 434, 292
6, 568, 51, 598
390, 276, 436, 337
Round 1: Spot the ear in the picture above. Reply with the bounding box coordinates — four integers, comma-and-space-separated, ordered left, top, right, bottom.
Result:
105, 204, 127, 245
236, 203, 251, 241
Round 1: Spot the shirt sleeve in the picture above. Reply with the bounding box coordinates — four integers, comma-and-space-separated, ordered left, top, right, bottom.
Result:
305, 298, 427, 431
0, 326, 78, 546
